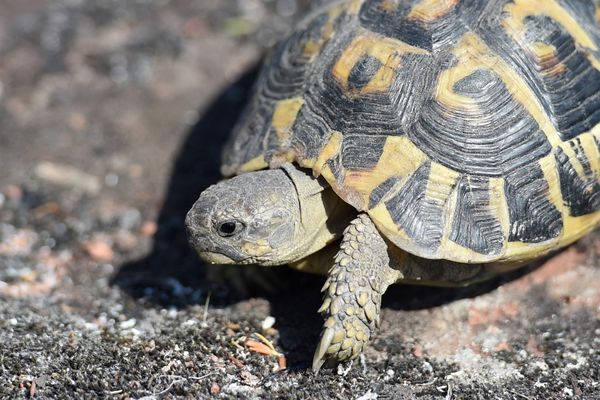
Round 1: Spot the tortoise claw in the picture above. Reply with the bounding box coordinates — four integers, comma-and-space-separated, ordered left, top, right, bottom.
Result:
312, 313, 371, 373
312, 326, 334, 373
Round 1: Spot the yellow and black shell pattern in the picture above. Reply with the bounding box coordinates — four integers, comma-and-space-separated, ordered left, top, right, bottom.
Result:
222, 0, 600, 264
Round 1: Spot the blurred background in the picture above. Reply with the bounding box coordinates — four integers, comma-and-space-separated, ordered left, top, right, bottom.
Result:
0, 1, 598, 398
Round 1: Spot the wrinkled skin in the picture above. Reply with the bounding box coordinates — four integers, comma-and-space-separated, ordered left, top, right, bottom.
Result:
186, 164, 352, 267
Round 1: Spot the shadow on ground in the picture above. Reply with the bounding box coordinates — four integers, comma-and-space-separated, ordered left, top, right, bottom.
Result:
111, 64, 541, 370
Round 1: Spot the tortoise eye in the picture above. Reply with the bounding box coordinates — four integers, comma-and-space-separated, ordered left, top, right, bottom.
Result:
217, 220, 244, 237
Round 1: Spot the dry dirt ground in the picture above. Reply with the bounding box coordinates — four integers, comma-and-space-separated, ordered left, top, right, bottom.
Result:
0, 1, 599, 399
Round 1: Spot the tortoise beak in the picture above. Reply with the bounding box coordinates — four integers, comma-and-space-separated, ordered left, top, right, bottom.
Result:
197, 251, 237, 265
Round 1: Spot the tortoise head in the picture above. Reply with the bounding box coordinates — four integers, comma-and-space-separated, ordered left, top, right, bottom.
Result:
186, 164, 352, 267
186, 167, 301, 266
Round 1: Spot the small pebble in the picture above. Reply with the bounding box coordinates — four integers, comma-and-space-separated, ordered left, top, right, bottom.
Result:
140, 221, 158, 237
104, 173, 119, 187
34, 162, 101, 194
210, 382, 220, 395
119, 318, 136, 329
261, 316, 276, 331
3, 185, 22, 202
83, 237, 114, 262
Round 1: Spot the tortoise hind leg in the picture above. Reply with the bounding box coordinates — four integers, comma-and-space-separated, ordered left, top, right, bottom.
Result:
312, 214, 400, 372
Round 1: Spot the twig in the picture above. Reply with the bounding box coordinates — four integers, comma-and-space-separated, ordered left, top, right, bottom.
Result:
151, 376, 186, 397
445, 382, 453, 400
360, 354, 367, 375
508, 390, 532, 400
187, 372, 216, 381
231, 337, 245, 351
227, 353, 245, 368
146, 373, 215, 398
29, 381, 36, 398
203, 291, 211, 323
414, 377, 438, 386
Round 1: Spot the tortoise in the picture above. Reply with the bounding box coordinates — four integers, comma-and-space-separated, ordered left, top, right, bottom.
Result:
186, 0, 600, 372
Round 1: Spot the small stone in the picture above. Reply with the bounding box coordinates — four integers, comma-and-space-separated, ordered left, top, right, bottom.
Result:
144, 340, 156, 352
119, 318, 136, 329
0, 228, 37, 256
210, 382, 220, 395
422, 361, 433, 373
3, 184, 22, 202
83, 237, 114, 262
413, 344, 424, 358
140, 221, 158, 237
261, 316, 276, 331
104, 173, 119, 187
34, 162, 101, 194
161, 362, 173, 373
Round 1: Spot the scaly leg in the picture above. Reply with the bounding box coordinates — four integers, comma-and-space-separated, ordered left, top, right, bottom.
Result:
312, 214, 399, 372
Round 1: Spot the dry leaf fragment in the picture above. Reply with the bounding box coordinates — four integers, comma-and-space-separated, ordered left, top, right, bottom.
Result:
244, 333, 287, 370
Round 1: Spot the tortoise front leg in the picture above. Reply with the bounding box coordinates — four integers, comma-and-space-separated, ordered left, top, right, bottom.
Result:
312, 214, 400, 372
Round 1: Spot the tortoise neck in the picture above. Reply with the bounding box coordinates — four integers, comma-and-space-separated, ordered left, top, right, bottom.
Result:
278, 163, 355, 264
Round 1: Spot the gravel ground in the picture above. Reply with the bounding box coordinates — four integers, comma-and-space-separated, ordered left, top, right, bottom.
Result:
0, 1, 599, 399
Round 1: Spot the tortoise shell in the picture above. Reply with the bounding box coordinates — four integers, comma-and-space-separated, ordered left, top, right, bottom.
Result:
221, 0, 600, 264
